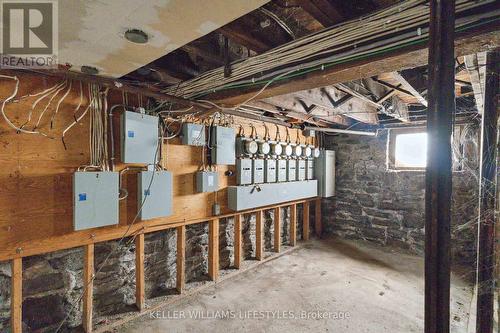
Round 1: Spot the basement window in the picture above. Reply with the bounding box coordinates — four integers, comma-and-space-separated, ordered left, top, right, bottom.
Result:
388, 129, 427, 171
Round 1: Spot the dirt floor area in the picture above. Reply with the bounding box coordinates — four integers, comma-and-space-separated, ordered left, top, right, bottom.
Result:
111, 237, 475, 333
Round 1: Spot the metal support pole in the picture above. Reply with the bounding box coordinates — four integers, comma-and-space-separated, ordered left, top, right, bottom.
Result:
476, 50, 499, 333
425, 1, 455, 332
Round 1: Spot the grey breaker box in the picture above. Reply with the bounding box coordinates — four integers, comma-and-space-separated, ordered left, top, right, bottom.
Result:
138, 170, 172, 220
277, 159, 287, 182
182, 123, 205, 146
287, 159, 297, 182
196, 171, 219, 192
73, 172, 119, 231
236, 158, 252, 185
121, 111, 159, 164
297, 160, 306, 181
210, 126, 236, 165
306, 159, 314, 180
264, 159, 277, 183
316, 149, 335, 197
253, 159, 264, 184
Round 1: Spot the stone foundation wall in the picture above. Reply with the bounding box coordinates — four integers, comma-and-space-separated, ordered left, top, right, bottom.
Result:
323, 130, 479, 265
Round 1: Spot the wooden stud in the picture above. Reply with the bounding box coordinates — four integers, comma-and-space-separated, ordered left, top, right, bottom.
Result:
208, 219, 219, 281
315, 198, 322, 238
176, 225, 186, 293
255, 210, 264, 261
11, 257, 22, 333
135, 234, 145, 311
83, 244, 94, 333
274, 207, 281, 253
303, 201, 310, 241
290, 204, 297, 246
234, 215, 242, 269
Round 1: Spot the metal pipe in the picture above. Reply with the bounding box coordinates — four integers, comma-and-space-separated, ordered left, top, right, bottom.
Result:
303, 126, 377, 136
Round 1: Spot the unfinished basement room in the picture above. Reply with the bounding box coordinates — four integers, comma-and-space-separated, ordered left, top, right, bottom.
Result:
0, 0, 499, 332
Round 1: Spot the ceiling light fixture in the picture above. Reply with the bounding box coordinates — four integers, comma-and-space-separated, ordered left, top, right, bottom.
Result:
125, 29, 149, 44
81, 65, 99, 75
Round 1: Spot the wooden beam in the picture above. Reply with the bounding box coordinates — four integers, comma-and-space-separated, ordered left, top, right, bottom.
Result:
274, 207, 281, 253
135, 234, 145, 311
296, 0, 344, 27
290, 204, 297, 246
208, 219, 219, 281
475, 50, 499, 333
425, 1, 455, 332
176, 225, 186, 293
391, 71, 428, 106
303, 202, 310, 241
83, 244, 94, 333
11, 257, 22, 333
255, 210, 264, 261
315, 198, 322, 238
219, 23, 270, 54
234, 214, 242, 269
465, 52, 487, 114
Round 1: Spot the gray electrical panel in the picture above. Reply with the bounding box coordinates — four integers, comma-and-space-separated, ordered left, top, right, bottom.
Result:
121, 111, 158, 164
196, 171, 218, 192
297, 160, 306, 181
316, 149, 335, 197
277, 159, 287, 182
138, 171, 172, 220
306, 159, 314, 180
253, 159, 264, 184
287, 159, 297, 181
182, 123, 205, 146
73, 172, 119, 231
210, 126, 236, 165
236, 158, 252, 185
264, 159, 277, 183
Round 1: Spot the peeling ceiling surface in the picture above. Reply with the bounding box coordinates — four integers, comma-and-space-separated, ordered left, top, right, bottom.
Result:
58, 0, 269, 77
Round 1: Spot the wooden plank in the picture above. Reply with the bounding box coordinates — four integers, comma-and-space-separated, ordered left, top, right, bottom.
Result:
208, 219, 219, 281
295, 0, 344, 27
303, 201, 310, 241
234, 214, 242, 269
11, 257, 22, 333
255, 210, 264, 260
290, 204, 297, 246
176, 225, 186, 293
274, 207, 281, 253
390, 71, 428, 106
83, 244, 94, 333
315, 198, 322, 238
135, 234, 145, 311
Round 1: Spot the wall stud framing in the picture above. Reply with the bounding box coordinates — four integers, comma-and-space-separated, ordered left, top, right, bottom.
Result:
234, 214, 242, 269
303, 202, 310, 241
256, 210, 264, 260
83, 244, 94, 333
274, 207, 281, 252
176, 225, 186, 293
135, 234, 145, 311
208, 219, 220, 280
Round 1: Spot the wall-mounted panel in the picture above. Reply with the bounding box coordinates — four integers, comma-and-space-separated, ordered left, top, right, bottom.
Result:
121, 111, 158, 164
138, 170, 172, 220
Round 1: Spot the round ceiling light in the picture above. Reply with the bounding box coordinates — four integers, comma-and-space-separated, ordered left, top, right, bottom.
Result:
125, 29, 149, 44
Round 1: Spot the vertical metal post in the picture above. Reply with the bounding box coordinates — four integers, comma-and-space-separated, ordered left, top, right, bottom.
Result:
425, 1, 455, 332
476, 50, 499, 333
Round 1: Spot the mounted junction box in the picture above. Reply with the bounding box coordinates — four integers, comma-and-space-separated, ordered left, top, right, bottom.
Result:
287, 159, 297, 181
196, 171, 219, 192
277, 159, 287, 182
264, 159, 276, 183
253, 159, 264, 184
236, 158, 252, 185
121, 111, 159, 164
182, 123, 205, 146
210, 126, 235, 165
306, 159, 314, 180
138, 170, 172, 220
297, 160, 306, 181
73, 172, 119, 231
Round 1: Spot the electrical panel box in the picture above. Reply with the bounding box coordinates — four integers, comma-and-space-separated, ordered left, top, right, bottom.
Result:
316, 149, 335, 197
73, 172, 119, 231
121, 111, 158, 164
297, 160, 306, 181
306, 159, 314, 180
287, 159, 297, 182
210, 126, 235, 165
253, 159, 264, 184
182, 123, 205, 146
277, 159, 287, 182
138, 171, 172, 220
264, 159, 277, 183
236, 158, 252, 185
196, 171, 218, 192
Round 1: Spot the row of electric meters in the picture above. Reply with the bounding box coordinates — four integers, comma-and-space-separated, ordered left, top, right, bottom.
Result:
236, 158, 314, 185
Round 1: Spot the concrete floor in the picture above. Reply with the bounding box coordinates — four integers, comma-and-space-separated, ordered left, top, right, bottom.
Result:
115, 238, 474, 333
